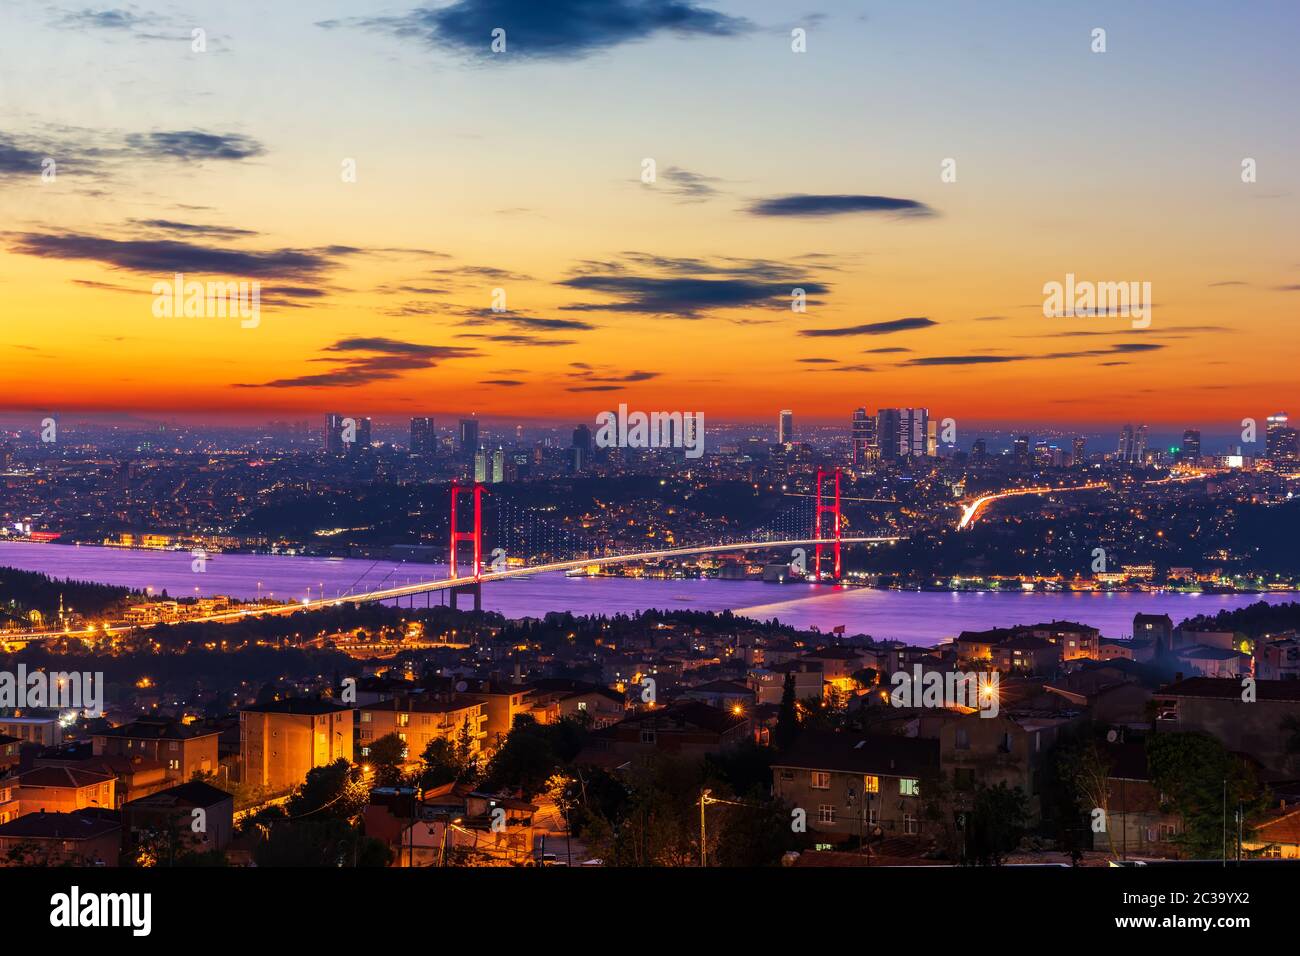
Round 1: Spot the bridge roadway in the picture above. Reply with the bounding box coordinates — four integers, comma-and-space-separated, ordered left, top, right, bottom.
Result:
5, 536, 901, 641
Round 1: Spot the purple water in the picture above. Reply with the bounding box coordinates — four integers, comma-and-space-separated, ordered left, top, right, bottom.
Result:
0, 541, 1290, 645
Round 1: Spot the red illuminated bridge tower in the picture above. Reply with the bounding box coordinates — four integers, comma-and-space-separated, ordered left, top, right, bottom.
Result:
449, 480, 486, 611
814, 467, 842, 581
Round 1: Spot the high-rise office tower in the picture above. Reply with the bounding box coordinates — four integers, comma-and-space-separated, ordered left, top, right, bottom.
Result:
491, 447, 505, 483
1181, 429, 1201, 465
901, 408, 929, 458
1266, 413, 1298, 461
778, 410, 794, 445
926, 419, 939, 457
971, 438, 987, 463
325, 413, 346, 455
353, 417, 371, 453
572, 424, 592, 454
459, 418, 479, 462
851, 408, 875, 464
875, 408, 902, 461
410, 417, 435, 455
473, 449, 487, 482
1013, 435, 1030, 466
1072, 437, 1087, 467
1118, 424, 1146, 463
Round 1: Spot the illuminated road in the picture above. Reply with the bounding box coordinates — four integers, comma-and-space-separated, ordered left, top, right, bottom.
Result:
957, 482, 1109, 530
5, 536, 900, 643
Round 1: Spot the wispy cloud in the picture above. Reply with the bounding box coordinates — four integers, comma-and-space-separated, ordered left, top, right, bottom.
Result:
799, 317, 936, 338
242, 337, 478, 388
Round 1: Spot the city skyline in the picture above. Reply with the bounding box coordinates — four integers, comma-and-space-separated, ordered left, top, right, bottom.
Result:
2, 1, 1298, 423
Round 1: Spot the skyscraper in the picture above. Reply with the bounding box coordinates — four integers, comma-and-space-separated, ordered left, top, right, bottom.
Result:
1118, 424, 1148, 464
324, 414, 345, 455
851, 408, 875, 464
899, 408, 929, 458
971, 438, 987, 463
1180, 429, 1201, 465
491, 447, 505, 483
875, 408, 902, 461
1072, 436, 1087, 467
1266, 413, 1297, 461
459, 418, 479, 462
353, 417, 371, 453
778, 410, 794, 445
410, 417, 435, 456
1013, 435, 1030, 466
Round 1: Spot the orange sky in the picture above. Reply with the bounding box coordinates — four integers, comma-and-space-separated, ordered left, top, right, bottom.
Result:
2, 1, 1297, 426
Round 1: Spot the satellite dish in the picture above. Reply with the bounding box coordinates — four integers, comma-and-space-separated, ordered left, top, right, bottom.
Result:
455, 680, 468, 692
1106, 729, 1118, 743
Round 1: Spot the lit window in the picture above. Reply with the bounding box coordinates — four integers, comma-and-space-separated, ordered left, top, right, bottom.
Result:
899, 778, 920, 796
817, 804, 836, 824
863, 774, 879, 793
811, 771, 831, 790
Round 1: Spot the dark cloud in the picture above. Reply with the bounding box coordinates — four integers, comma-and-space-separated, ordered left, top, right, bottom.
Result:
429, 264, 532, 282
559, 253, 829, 318
458, 312, 596, 332
747, 194, 935, 218
863, 346, 911, 353
0, 136, 47, 177
124, 130, 265, 162
651, 166, 723, 202
5, 231, 353, 280
904, 343, 1166, 367
243, 337, 478, 388
319, 0, 751, 61
58, 8, 145, 30
563, 366, 660, 391
458, 333, 576, 347
799, 317, 936, 338
481, 379, 526, 386
797, 357, 836, 364
128, 219, 258, 239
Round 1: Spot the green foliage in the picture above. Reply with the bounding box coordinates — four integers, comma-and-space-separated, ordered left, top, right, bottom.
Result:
1146, 732, 1267, 859
285, 759, 368, 821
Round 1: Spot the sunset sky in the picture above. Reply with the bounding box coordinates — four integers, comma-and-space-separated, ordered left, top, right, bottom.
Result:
2, 0, 1297, 427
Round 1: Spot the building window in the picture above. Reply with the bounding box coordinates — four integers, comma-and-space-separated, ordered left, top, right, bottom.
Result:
899, 778, 920, 797
817, 805, 836, 824
640, 730, 656, 744
866, 808, 879, 826
903, 813, 918, 835
811, 771, 831, 790
955, 727, 970, 750
863, 774, 879, 793
361, 712, 371, 723
168, 759, 179, 771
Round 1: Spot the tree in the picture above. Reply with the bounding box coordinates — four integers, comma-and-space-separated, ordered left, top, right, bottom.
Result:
1147, 731, 1266, 859
366, 732, 409, 788
774, 672, 799, 750
1055, 732, 1114, 855
285, 759, 368, 821
966, 782, 1029, 866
